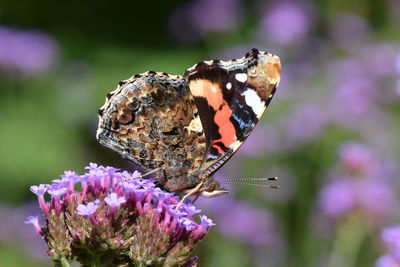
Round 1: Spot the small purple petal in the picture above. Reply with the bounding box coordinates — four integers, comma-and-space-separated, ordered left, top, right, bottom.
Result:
179, 217, 197, 231
77, 201, 99, 216
199, 215, 215, 228
47, 187, 67, 198
30, 184, 49, 196
105, 193, 126, 208
24, 216, 42, 234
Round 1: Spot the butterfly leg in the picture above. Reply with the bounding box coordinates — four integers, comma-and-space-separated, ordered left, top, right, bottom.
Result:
176, 181, 204, 210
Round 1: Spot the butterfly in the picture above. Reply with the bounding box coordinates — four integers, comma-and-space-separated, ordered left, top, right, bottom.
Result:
96, 48, 281, 202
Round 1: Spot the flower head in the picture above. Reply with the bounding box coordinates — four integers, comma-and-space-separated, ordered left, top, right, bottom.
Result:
27, 164, 213, 266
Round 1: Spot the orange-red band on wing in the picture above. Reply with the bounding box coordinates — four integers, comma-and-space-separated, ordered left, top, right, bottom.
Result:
189, 79, 238, 153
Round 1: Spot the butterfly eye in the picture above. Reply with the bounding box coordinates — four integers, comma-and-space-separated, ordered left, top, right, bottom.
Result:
249, 68, 258, 77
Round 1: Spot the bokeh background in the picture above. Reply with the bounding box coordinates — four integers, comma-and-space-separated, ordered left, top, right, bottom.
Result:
1, 0, 400, 266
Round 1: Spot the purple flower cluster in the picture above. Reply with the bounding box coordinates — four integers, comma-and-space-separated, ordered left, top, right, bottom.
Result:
260, 2, 311, 45
198, 196, 281, 247
0, 26, 58, 76
376, 226, 400, 267
319, 142, 395, 222
26, 163, 214, 266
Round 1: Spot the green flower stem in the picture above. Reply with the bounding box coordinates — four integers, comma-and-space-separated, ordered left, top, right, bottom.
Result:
60, 256, 71, 267
329, 213, 369, 267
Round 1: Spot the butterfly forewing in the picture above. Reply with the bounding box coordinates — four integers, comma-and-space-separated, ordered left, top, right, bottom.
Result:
185, 49, 281, 178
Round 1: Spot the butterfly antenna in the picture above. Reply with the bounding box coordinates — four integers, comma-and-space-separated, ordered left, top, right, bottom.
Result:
119, 168, 161, 182
220, 176, 279, 182
220, 177, 280, 189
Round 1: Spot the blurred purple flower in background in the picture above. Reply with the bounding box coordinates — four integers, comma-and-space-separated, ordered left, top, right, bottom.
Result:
319, 177, 355, 220
338, 142, 374, 175
330, 13, 371, 50
0, 26, 58, 76
168, 0, 242, 44
395, 54, 400, 74
189, 0, 242, 34
319, 142, 395, 223
198, 197, 281, 246
358, 43, 398, 79
283, 104, 327, 143
376, 255, 400, 267
319, 177, 394, 221
260, 2, 311, 45
376, 226, 400, 267
0, 203, 50, 263
329, 77, 378, 124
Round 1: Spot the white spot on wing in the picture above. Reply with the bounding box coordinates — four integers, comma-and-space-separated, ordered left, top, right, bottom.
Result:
226, 82, 232, 90
235, 73, 247, 83
242, 89, 265, 117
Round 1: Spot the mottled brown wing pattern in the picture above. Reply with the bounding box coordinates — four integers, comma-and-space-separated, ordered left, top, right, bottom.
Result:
97, 72, 207, 177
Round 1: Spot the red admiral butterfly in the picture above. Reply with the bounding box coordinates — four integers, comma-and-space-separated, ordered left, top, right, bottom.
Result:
97, 48, 281, 202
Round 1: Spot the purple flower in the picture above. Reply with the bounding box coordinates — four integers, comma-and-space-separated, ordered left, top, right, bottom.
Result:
0, 203, 50, 263
180, 217, 198, 231
338, 142, 374, 175
168, 0, 242, 43
381, 226, 400, 263
376, 255, 400, 267
76, 201, 99, 216
329, 77, 378, 122
330, 13, 371, 50
200, 215, 215, 228
199, 197, 280, 246
188, 0, 242, 34
30, 184, 50, 214
320, 176, 395, 221
319, 177, 356, 219
47, 187, 67, 198
395, 54, 400, 75
0, 26, 58, 76
27, 164, 212, 266
104, 193, 126, 208
24, 216, 43, 235
260, 2, 311, 45
30, 184, 49, 196
284, 104, 327, 143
